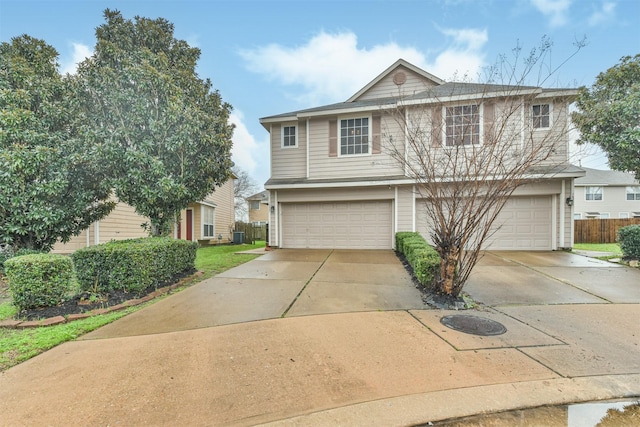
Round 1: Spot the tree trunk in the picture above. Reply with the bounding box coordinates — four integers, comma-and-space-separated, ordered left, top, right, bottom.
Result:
438, 247, 460, 295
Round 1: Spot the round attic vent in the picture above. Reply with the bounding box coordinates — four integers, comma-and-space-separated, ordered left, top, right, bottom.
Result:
393, 71, 407, 86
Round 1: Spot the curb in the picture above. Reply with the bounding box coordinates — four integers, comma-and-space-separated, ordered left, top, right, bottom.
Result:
0, 271, 204, 329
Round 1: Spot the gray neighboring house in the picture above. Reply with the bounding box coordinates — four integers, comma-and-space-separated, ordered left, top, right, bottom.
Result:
573, 167, 640, 219
260, 59, 583, 250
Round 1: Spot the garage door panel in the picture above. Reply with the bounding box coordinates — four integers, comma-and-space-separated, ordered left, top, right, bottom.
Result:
416, 196, 552, 251
281, 201, 392, 249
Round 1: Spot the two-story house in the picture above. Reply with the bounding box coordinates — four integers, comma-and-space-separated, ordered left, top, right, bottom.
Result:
573, 167, 640, 219
247, 190, 270, 225
260, 59, 582, 251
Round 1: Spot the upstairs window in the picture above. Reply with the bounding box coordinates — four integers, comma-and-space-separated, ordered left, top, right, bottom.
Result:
282, 125, 296, 147
445, 105, 480, 146
532, 104, 551, 129
249, 200, 260, 210
585, 186, 603, 201
340, 117, 369, 155
626, 186, 640, 201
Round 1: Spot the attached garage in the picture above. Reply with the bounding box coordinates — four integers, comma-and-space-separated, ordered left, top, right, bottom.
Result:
417, 195, 553, 251
280, 201, 392, 249
486, 196, 552, 250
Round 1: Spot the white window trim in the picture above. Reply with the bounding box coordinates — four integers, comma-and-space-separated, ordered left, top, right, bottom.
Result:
201, 205, 216, 239
585, 186, 603, 201
281, 124, 297, 148
574, 213, 582, 219
600, 212, 610, 219
532, 103, 553, 130
619, 212, 630, 219
337, 114, 372, 157
441, 103, 484, 147
626, 186, 640, 201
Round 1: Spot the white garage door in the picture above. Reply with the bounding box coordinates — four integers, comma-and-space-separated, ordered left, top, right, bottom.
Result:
416, 196, 552, 250
487, 196, 552, 250
281, 201, 392, 249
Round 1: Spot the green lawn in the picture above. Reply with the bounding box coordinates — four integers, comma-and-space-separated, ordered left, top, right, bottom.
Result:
0, 241, 266, 371
573, 243, 622, 254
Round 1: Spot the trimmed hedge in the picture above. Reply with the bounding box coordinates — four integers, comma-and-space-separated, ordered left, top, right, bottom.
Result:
0, 247, 45, 274
72, 237, 198, 295
618, 225, 640, 260
4, 253, 75, 311
395, 232, 441, 287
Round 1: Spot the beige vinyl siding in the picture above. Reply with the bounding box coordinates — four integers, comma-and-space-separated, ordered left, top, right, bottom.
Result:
308, 115, 403, 180
573, 184, 640, 219
527, 100, 570, 166
203, 178, 235, 241
275, 186, 394, 203
395, 185, 415, 234
271, 122, 307, 179
53, 202, 149, 254
356, 66, 438, 101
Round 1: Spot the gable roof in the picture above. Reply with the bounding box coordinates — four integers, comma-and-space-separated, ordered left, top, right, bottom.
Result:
346, 58, 445, 102
260, 59, 577, 127
246, 190, 268, 201
574, 167, 639, 186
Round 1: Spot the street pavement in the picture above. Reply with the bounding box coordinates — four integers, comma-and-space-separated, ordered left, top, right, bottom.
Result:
0, 249, 638, 426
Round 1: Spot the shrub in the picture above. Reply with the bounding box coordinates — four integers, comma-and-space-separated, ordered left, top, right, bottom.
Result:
4, 253, 74, 311
72, 237, 198, 295
0, 247, 45, 274
395, 232, 440, 287
618, 225, 640, 260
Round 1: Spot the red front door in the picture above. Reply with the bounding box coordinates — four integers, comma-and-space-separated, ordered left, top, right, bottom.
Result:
186, 209, 193, 241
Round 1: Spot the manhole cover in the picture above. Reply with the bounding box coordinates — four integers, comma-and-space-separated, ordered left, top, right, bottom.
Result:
440, 314, 507, 336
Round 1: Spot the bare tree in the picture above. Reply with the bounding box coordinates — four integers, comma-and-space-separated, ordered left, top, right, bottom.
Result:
385, 40, 584, 296
232, 166, 260, 221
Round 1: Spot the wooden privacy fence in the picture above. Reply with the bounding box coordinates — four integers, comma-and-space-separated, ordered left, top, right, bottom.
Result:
233, 222, 267, 244
574, 218, 640, 244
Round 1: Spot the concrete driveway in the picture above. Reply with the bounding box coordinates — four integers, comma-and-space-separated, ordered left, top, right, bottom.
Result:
0, 249, 639, 426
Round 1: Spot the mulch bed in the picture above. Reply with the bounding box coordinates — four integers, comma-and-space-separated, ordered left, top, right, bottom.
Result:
12, 269, 198, 321
396, 251, 474, 310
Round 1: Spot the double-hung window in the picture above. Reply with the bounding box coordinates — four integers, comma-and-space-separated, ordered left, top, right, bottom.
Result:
249, 200, 260, 210
202, 206, 215, 238
445, 104, 480, 146
532, 104, 551, 129
626, 186, 640, 201
340, 117, 369, 155
282, 125, 296, 147
585, 186, 603, 201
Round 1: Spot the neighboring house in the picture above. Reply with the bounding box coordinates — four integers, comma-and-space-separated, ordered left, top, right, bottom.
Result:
247, 190, 269, 225
573, 167, 640, 219
260, 59, 582, 250
53, 178, 235, 253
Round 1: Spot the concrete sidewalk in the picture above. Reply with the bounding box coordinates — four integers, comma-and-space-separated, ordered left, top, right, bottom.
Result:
0, 249, 639, 426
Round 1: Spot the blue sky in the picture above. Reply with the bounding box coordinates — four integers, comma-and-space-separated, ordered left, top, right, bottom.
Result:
2, 0, 639, 187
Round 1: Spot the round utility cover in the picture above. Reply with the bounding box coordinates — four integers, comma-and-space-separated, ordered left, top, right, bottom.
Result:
440, 314, 507, 336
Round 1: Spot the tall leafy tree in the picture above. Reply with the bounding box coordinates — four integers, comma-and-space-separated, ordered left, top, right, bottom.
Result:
0, 35, 114, 251
74, 9, 234, 235
572, 54, 640, 179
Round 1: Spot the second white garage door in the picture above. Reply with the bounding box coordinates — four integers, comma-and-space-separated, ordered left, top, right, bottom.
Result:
416, 196, 553, 250
281, 201, 392, 249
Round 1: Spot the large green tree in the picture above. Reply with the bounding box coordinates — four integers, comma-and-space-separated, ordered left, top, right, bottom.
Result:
74, 9, 234, 235
572, 54, 640, 179
0, 35, 114, 251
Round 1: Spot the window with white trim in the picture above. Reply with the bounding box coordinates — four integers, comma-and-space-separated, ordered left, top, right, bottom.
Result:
574, 213, 582, 219
626, 186, 640, 201
600, 212, 610, 219
249, 200, 260, 210
585, 186, 603, 201
202, 206, 215, 238
445, 104, 480, 146
282, 125, 296, 147
532, 104, 551, 129
620, 212, 630, 219
340, 117, 369, 155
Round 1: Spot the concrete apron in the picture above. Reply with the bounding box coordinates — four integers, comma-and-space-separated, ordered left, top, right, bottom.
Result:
0, 250, 639, 426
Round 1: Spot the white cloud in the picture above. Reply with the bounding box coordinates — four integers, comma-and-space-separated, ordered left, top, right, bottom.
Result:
230, 110, 269, 185
531, 0, 572, 27
239, 28, 487, 105
60, 42, 92, 75
588, 1, 616, 26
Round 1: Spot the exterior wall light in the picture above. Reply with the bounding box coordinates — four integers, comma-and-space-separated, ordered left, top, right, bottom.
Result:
566, 197, 574, 207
